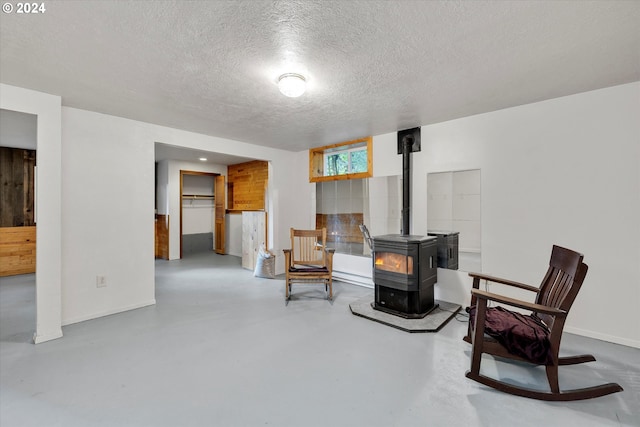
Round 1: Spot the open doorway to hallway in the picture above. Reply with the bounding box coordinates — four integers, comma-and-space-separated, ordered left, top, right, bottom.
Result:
0, 109, 37, 342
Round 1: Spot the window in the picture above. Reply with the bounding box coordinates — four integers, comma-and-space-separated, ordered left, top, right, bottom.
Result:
309, 137, 372, 182
324, 144, 368, 176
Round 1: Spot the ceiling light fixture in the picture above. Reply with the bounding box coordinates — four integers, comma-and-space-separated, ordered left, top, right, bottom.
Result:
199, 157, 207, 161
278, 73, 306, 98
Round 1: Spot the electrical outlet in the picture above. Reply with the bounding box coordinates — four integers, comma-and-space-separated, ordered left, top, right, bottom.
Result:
96, 276, 107, 288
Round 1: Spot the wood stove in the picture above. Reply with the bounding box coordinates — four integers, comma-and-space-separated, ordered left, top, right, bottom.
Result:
372, 234, 438, 318
368, 127, 439, 318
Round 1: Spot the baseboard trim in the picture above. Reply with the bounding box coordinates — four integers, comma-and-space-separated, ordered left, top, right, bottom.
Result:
33, 329, 63, 344
564, 326, 640, 349
62, 299, 157, 326
333, 270, 373, 288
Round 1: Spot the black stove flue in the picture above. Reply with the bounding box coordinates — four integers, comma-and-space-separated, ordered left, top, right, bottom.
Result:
398, 127, 420, 236
370, 127, 438, 318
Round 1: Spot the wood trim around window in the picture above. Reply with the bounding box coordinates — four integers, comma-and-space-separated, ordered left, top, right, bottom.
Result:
309, 136, 373, 183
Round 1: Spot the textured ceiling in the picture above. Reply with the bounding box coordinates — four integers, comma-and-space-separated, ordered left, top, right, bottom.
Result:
1, 1, 639, 152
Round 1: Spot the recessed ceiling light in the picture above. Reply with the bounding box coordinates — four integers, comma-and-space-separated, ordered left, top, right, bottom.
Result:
278, 73, 306, 98
199, 157, 207, 161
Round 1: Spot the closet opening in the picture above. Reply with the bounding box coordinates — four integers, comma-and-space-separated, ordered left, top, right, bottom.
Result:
180, 171, 225, 259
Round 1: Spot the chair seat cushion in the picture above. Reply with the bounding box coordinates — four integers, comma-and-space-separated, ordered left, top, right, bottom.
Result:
469, 306, 553, 365
289, 266, 329, 273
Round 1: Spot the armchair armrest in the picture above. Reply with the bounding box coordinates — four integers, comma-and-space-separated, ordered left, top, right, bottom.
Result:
469, 272, 539, 293
325, 247, 335, 272
471, 288, 567, 317
283, 249, 292, 268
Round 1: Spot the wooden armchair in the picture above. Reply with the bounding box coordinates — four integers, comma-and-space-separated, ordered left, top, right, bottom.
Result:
464, 245, 623, 401
283, 228, 335, 301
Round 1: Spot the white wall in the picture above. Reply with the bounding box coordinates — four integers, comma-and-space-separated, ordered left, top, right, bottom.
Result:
62, 108, 156, 324
427, 169, 481, 253
59, 106, 299, 325
321, 83, 640, 348
226, 214, 243, 257
181, 203, 214, 235
419, 82, 640, 347
367, 175, 402, 237
271, 150, 316, 275
1, 84, 63, 344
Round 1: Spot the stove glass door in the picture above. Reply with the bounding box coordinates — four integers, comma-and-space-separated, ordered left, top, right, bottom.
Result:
374, 252, 414, 275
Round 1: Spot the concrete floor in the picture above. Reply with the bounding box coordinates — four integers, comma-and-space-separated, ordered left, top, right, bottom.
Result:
1, 252, 639, 427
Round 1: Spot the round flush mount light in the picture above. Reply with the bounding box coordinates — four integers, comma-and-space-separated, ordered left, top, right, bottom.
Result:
199, 157, 207, 161
278, 73, 306, 97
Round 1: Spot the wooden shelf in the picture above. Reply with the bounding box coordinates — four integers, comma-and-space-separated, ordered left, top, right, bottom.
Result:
182, 194, 214, 200
226, 209, 264, 214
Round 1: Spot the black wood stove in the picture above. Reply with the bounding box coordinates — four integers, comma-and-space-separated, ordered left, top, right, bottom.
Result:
370, 127, 439, 318
372, 234, 437, 318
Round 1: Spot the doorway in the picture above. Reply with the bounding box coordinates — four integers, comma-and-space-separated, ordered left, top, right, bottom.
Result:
179, 171, 225, 258
0, 109, 37, 343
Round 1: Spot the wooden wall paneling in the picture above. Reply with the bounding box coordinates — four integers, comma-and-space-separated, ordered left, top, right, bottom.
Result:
0, 147, 36, 227
0, 226, 36, 276
0, 147, 12, 226
155, 214, 169, 260
1, 147, 23, 226
214, 175, 226, 254
23, 149, 36, 226
227, 160, 268, 211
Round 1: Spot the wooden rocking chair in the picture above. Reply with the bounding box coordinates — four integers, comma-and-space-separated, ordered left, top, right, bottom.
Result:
464, 245, 623, 401
283, 228, 335, 301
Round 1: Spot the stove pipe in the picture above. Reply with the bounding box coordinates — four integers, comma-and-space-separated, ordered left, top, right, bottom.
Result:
398, 127, 421, 236
401, 136, 412, 236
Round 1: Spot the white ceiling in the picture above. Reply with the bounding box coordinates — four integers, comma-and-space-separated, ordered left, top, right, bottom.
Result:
0, 109, 37, 150
1, 0, 639, 154
154, 142, 253, 165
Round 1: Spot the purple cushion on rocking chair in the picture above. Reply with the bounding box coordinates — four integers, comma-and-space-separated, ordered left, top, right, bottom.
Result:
289, 266, 329, 273
469, 305, 553, 365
